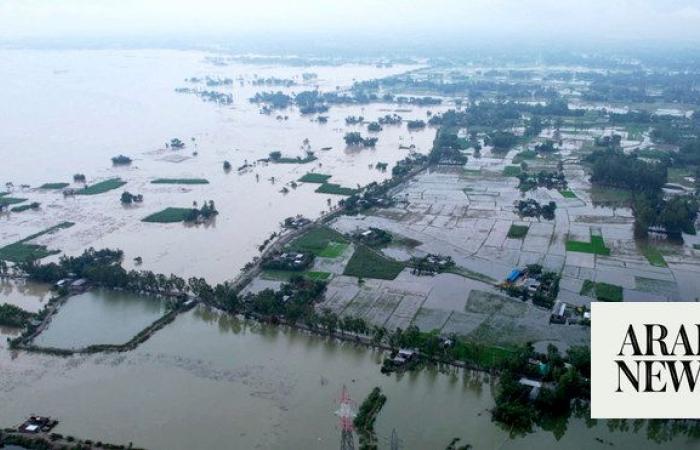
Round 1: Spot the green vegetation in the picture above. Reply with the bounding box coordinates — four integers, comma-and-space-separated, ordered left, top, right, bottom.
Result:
507, 224, 529, 239
0, 222, 74, 263
317, 242, 348, 258
344, 131, 378, 147
559, 189, 577, 199
0, 303, 35, 328
39, 182, 69, 189
77, 178, 127, 195
493, 345, 591, 436
0, 196, 27, 207
587, 149, 666, 192
512, 150, 537, 164
639, 244, 668, 267
589, 185, 634, 206
143, 202, 217, 223
111, 154, 132, 165
261, 270, 332, 282
11, 202, 40, 213
515, 199, 557, 220
667, 167, 694, 187
445, 266, 497, 284
269, 151, 318, 164
151, 178, 209, 185
315, 183, 357, 196
367, 121, 382, 132
289, 226, 348, 257
355, 228, 393, 248
501, 264, 560, 309
354, 387, 387, 450
625, 123, 647, 140
142, 208, 193, 223
120, 191, 142, 204
343, 245, 405, 280
581, 280, 623, 302
503, 165, 521, 177
517, 170, 567, 192
298, 173, 332, 183
565, 235, 610, 256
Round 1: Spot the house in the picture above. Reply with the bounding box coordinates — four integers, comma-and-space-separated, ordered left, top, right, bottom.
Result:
19, 416, 58, 434
261, 251, 313, 271
393, 348, 417, 365
54, 278, 73, 289
519, 378, 543, 400
525, 278, 541, 292
70, 278, 89, 292
283, 215, 311, 229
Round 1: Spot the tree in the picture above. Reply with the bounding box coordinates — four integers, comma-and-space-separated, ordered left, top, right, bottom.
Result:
120, 191, 135, 204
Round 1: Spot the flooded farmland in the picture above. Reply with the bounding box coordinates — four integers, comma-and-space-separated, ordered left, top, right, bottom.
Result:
0, 49, 440, 283
32, 289, 167, 349
2, 45, 700, 450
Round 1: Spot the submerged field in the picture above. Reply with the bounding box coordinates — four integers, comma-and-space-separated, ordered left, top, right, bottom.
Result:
3, 49, 700, 450
33, 289, 167, 349
0, 222, 74, 262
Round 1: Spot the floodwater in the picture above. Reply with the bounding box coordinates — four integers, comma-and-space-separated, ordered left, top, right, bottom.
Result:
0, 49, 441, 284
1, 305, 697, 450
32, 288, 167, 349
1, 50, 697, 449
0, 279, 52, 313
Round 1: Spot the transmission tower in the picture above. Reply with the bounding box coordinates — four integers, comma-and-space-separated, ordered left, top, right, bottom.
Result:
335, 385, 356, 450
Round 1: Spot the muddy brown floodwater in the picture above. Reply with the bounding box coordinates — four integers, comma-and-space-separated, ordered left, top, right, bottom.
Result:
0, 49, 441, 283
1, 50, 698, 449
0, 305, 696, 450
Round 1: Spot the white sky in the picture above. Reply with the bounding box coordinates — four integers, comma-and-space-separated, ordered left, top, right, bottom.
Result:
1, 0, 700, 44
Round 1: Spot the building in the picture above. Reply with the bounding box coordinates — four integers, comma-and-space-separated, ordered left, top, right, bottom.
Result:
506, 269, 523, 284
70, 278, 89, 292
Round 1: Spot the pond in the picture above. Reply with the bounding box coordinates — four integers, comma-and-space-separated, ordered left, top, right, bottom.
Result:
32, 288, 167, 349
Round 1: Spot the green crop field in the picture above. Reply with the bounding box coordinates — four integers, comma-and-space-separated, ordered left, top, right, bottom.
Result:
289, 226, 348, 256
566, 235, 610, 256
315, 183, 357, 196
0, 197, 27, 207
77, 178, 127, 195
503, 165, 521, 177
261, 270, 332, 282
142, 208, 193, 223
639, 244, 667, 267
512, 150, 537, 164
343, 245, 405, 280
0, 222, 74, 263
298, 173, 332, 183
581, 279, 623, 302
10, 203, 40, 213
39, 182, 70, 189
507, 224, 529, 239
